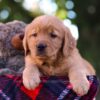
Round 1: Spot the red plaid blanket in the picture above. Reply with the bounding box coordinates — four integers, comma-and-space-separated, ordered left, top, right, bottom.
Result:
0, 75, 99, 100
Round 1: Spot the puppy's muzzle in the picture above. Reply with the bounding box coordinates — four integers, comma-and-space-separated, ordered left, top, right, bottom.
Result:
36, 43, 47, 55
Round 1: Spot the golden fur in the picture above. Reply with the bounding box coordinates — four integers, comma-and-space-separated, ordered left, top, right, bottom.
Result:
22, 15, 95, 96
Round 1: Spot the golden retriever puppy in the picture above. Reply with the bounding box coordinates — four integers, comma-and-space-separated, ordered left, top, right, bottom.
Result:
22, 15, 95, 96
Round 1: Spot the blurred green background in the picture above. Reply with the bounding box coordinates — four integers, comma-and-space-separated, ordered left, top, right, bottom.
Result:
0, 0, 100, 99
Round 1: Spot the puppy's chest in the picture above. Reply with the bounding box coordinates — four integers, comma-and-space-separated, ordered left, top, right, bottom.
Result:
38, 63, 53, 75
39, 61, 68, 76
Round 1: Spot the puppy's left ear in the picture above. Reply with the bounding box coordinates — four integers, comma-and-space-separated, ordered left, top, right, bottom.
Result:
63, 27, 77, 57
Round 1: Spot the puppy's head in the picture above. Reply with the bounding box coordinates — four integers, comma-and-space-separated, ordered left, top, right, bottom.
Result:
23, 15, 76, 61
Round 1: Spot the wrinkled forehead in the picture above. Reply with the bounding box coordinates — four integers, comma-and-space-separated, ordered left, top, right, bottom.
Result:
33, 15, 63, 26
26, 15, 65, 33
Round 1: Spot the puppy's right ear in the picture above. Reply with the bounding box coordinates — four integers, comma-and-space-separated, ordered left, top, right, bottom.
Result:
62, 27, 76, 57
23, 27, 29, 56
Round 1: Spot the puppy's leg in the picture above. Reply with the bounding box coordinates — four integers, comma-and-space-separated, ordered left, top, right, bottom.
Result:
67, 49, 95, 96
23, 56, 41, 90
68, 69, 90, 96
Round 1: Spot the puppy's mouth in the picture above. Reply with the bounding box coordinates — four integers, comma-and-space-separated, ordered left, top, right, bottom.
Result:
37, 52, 46, 57
36, 51, 48, 59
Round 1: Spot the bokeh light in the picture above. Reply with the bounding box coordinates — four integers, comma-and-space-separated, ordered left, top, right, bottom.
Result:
66, 0, 74, 10
0, 9, 9, 20
39, 0, 57, 15
67, 10, 77, 19
23, 0, 57, 15
23, 0, 39, 11
87, 5, 96, 14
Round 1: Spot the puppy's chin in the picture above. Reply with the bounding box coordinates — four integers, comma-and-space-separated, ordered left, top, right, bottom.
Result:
36, 53, 56, 61
35, 56, 49, 66
36, 55, 48, 60
31, 51, 58, 64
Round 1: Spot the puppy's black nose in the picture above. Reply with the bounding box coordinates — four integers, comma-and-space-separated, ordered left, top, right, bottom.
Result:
37, 43, 47, 51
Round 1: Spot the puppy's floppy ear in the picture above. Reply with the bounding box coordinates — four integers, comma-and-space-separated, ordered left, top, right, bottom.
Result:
23, 26, 29, 56
63, 27, 76, 57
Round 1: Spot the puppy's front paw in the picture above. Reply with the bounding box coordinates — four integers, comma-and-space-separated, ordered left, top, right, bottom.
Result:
70, 77, 90, 96
23, 69, 41, 90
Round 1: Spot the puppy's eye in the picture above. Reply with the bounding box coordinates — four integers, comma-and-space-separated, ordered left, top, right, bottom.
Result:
50, 32, 57, 38
31, 33, 37, 37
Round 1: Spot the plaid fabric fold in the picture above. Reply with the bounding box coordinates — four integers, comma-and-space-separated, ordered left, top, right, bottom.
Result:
0, 75, 99, 100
